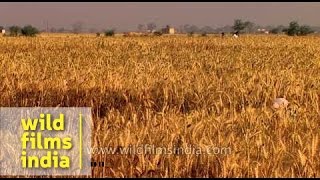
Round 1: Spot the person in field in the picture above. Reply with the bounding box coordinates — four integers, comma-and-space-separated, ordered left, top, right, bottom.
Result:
233, 31, 239, 38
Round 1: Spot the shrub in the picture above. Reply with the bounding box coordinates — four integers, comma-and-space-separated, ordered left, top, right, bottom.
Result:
21, 25, 39, 37
270, 27, 282, 34
299, 25, 314, 36
105, 30, 115, 37
9, 26, 21, 36
284, 21, 314, 36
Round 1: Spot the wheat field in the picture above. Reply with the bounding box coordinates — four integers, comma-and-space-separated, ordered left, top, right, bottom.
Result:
1, 34, 320, 177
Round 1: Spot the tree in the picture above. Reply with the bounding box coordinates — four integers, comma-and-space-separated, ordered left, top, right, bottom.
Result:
189, 25, 200, 33
244, 21, 256, 33
233, 19, 246, 32
183, 24, 199, 34
50, 27, 57, 33
270, 27, 281, 34
21, 25, 39, 37
57, 27, 66, 33
147, 22, 157, 32
0, 26, 3, 30
182, 24, 191, 33
72, 21, 84, 34
214, 25, 234, 33
137, 24, 146, 32
284, 21, 300, 36
299, 25, 314, 36
9, 26, 21, 36
105, 29, 115, 37
270, 25, 286, 34
283, 21, 314, 36
200, 26, 214, 34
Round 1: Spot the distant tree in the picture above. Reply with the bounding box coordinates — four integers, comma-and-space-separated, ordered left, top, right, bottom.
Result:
50, 27, 57, 33
21, 25, 39, 37
72, 21, 84, 34
147, 22, 157, 32
190, 25, 200, 33
200, 26, 214, 34
0, 26, 3, 30
183, 24, 200, 34
9, 26, 21, 36
104, 29, 115, 37
270, 25, 286, 34
178, 25, 185, 33
182, 24, 191, 33
270, 27, 281, 34
57, 27, 66, 33
214, 25, 234, 33
284, 21, 300, 36
233, 19, 246, 32
283, 21, 313, 36
244, 21, 256, 33
137, 24, 146, 32
299, 25, 314, 36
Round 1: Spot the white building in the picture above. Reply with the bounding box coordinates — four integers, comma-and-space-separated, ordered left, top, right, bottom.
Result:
162, 25, 175, 34
1, 29, 5, 34
257, 28, 269, 34
168, 27, 175, 34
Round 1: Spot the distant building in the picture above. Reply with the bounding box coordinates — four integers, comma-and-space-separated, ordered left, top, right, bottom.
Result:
147, 29, 156, 33
1, 29, 5, 34
162, 25, 175, 34
257, 28, 269, 34
168, 27, 175, 34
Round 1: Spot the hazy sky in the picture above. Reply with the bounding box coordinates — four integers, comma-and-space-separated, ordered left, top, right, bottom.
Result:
0, 2, 319, 31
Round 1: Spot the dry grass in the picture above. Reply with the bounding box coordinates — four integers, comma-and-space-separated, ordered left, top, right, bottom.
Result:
1, 34, 320, 177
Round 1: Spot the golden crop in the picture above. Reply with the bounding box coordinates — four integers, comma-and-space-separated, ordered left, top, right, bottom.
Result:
1, 34, 320, 177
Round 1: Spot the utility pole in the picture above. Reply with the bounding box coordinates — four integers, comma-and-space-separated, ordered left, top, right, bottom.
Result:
46, 20, 49, 33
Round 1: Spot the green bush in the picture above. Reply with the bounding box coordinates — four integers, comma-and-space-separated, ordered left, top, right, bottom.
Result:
21, 25, 39, 37
285, 21, 300, 36
299, 25, 314, 36
284, 21, 314, 36
9, 26, 21, 36
105, 30, 115, 37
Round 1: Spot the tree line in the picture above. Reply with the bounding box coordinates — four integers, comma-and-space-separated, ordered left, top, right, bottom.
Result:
1, 25, 39, 37
1, 20, 316, 37
142, 20, 315, 36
